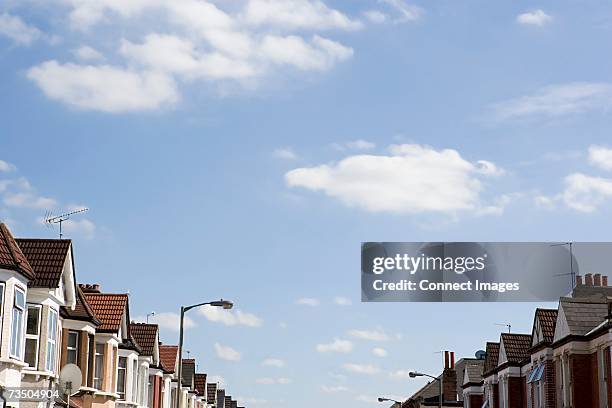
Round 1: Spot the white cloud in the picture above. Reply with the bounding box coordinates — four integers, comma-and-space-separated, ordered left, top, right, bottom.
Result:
372, 347, 388, 357
332, 140, 376, 151
561, 173, 612, 212
296, 297, 320, 306
214, 343, 242, 361
490, 83, 612, 122
242, 0, 362, 31
73, 45, 105, 61
134, 312, 196, 332
0, 160, 16, 172
363, 10, 387, 24
389, 369, 414, 379
321, 385, 348, 393
348, 329, 389, 341
0, 13, 42, 45
198, 305, 263, 327
334, 296, 351, 306
62, 218, 96, 239
27, 61, 179, 113
516, 10, 552, 26
260, 34, 353, 71
534, 195, 556, 210
262, 358, 286, 368
343, 363, 380, 375
25, 0, 358, 112
588, 145, 612, 171
4, 192, 57, 209
286, 144, 503, 215
316, 338, 353, 353
273, 148, 298, 160
256, 377, 291, 385
380, 0, 423, 23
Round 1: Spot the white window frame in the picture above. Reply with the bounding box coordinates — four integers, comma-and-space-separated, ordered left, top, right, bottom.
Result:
45, 308, 58, 372
93, 343, 105, 390
67, 330, 79, 365
0, 283, 5, 347
24, 304, 41, 368
10, 286, 26, 359
117, 356, 127, 400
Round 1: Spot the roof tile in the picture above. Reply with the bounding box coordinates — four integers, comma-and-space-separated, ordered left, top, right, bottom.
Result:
16, 239, 71, 287
83, 292, 128, 333
130, 323, 158, 357
0, 224, 34, 279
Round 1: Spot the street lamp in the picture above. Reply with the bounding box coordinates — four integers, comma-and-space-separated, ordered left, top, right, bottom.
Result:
409, 371, 442, 408
175, 299, 233, 408
378, 397, 402, 406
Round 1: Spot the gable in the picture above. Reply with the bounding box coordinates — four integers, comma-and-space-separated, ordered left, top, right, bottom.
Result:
498, 340, 508, 365
553, 303, 570, 342
532, 316, 542, 346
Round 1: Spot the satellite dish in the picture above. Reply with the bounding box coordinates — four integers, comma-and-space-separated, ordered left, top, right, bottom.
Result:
59, 364, 82, 396
475, 350, 486, 360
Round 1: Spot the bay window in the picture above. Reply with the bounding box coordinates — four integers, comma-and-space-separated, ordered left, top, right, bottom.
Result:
67, 331, 79, 364
117, 357, 127, 399
10, 287, 25, 359
94, 343, 105, 389
45, 308, 58, 372
24, 304, 41, 367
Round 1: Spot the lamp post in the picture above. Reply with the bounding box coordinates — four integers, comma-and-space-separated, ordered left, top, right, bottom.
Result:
378, 397, 402, 407
175, 300, 233, 408
409, 371, 442, 408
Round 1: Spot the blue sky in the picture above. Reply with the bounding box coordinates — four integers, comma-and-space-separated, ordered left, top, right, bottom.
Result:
2, 0, 612, 406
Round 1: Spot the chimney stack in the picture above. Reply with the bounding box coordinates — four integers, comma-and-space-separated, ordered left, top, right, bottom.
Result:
450, 351, 455, 369
585, 273, 594, 286
594, 274, 602, 287
576, 275, 583, 287
604, 276, 609, 286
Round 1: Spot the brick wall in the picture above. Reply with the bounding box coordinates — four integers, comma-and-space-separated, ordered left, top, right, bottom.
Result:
493, 384, 499, 408
470, 395, 484, 408
508, 377, 524, 408
570, 353, 596, 408
606, 347, 612, 407
544, 360, 556, 408
443, 368, 458, 401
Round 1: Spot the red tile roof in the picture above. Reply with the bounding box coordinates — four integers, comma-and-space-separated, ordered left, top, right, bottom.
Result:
16, 239, 71, 288
500, 333, 532, 364
159, 345, 178, 373
83, 292, 128, 333
194, 373, 207, 395
483, 342, 499, 374
535, 308, 558, 344
206, 383, 217, 404
61, 285, 101, 325
0, 224, 34, 280
130, 323, 158, 357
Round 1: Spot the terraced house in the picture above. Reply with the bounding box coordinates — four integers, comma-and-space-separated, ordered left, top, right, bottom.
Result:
0, 223, 244, 408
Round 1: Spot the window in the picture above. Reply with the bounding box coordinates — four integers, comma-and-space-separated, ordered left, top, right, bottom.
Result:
132, 360, 138, 403
67, 331, 79, 365
10, 287, 26, 358
24, 305, 41, 368
45, 309, 58, 372
148, 375, 154, 408
117, 357, 127, 399
94, 343, 105, 390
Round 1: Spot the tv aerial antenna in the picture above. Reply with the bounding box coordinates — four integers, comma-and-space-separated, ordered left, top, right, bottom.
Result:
550, 242, 575, 291
496, 323, 512, 333
44, 208, 88, 239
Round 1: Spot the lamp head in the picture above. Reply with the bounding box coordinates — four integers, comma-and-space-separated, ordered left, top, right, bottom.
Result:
378, 398, 385, 402
210, 299, 233, 310
409, 371, 421, 378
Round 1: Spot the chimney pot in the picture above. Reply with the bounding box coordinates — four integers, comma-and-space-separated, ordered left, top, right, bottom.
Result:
604, 276, 609, 287
444, 351, 449, 369
594, 274, 602, 287
576, 275, 583, 287
586, 273, 594, 286
450, 351, 455, 369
